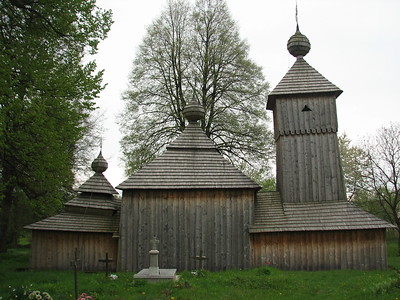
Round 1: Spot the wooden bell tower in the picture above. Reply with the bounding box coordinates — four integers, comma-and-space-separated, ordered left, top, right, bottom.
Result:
266, 25, 346, 203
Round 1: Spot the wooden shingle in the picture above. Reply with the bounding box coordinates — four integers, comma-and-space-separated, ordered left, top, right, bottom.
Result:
249, 192, 394, 233
266, 58, 342, 110
117, 122, 260, 190
25, 151, 120, 233
25, 212, 119, 233
78, 173, 119, 195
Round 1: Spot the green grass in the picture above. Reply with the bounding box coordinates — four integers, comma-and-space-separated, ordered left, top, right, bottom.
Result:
2, 241, 400, 299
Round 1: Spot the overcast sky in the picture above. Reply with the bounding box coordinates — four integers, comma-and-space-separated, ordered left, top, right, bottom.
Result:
92, 0, 400, 187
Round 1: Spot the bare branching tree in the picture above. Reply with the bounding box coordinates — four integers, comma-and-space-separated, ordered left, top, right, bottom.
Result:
361, 123, 400, 253
120, 0, 273, 179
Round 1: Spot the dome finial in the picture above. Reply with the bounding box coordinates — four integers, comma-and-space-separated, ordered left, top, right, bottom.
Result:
91, 148, 108, 173
287, 2, 311, 58
183, 98, 205, 123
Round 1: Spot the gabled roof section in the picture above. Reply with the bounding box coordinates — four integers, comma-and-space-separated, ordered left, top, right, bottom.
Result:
117, 100, 260, 190
266, 58, 342, 110
25, 212, 120, 233
249, 192, 394, 233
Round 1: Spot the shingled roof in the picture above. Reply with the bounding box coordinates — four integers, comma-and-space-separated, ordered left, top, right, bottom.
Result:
25, 150, 120, 233
248, 192, 394, 233
25, 212, 119, 233
117, 101, 260, 190
78, 151, 119, 195
266, 58, 342, 110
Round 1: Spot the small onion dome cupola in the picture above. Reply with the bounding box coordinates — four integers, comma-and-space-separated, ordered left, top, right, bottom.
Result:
287, 25, 311, 58
91, 151, 108, 174
183, 99, 205, 123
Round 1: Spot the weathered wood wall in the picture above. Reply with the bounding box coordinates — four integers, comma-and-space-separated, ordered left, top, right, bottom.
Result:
250, 229, 387, 270
276, 132, 346, 203
30, 231, 118, 271
118, 189, 255, 272
274, 95, 346, 203
273, 95, 339, 139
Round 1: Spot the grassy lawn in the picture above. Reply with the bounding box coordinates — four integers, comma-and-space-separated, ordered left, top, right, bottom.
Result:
1, 240, 400, 299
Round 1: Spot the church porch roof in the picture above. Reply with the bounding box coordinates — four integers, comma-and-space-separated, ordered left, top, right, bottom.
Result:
25, 212, 120, 234
249, 192, 394, 233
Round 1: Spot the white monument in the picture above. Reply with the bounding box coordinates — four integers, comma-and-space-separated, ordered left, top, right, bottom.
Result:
133, 236, 177, 282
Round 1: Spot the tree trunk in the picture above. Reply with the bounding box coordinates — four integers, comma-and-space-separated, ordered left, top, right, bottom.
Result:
0, 183, 15, 252
0, 165, 18, 252
398, 230, 400, 257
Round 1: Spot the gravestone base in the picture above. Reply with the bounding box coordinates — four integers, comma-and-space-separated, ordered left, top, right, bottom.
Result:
133, 268, 177, 283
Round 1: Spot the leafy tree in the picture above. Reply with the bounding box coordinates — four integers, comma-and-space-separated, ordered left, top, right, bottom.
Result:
338, 133, 367, 201
360, 123, 400, 254
120, 0, 273, 179
0, 0, 112, 251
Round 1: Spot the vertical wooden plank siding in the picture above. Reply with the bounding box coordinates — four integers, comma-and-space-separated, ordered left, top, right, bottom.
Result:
29, 231, 118, 271
276, 132, 345, 203
274, 95, 346, 203
250, 229, 387, 270
118, 189, 254, 272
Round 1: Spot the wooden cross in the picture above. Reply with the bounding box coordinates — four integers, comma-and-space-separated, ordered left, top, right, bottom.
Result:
70, 248, 80, 300
98, 252, 113, 277
193, 250, 207, 270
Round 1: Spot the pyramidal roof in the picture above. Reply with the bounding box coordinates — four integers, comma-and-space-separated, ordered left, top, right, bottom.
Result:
78, 151, 119, 195
267, 27, 342, 110
117, 101, 260, 190
25, 150, 120, 233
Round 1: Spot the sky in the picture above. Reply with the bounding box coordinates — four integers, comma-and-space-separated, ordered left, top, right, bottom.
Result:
92, 0, 400, 187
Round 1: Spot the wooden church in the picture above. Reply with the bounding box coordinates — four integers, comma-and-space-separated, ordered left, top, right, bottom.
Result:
26, 24, 393, 272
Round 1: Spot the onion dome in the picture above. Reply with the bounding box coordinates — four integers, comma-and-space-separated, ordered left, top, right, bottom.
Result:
287, 25, 311, 58
183, 99, 205, 122
91, 151, 108, 174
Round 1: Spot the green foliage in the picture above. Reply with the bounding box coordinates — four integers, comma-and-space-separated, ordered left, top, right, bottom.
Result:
3, 245, 400, 300
0, 0, 113, 251
340, 127, 400, 254
120, 0, 273, 179
338, 133, 367, 201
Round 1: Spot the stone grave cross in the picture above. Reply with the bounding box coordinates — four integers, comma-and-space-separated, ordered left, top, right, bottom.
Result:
133, 235, 177, 281
149, 236, 160, 276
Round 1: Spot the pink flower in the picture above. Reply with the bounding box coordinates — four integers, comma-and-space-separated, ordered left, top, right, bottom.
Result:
265, 262, 270, 265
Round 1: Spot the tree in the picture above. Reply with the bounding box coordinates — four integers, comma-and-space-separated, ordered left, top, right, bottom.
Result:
338, 133, 385, 219
360, 123, 400, 254
120, 0, 273, 179
338, 133, 367, 201
0, 0, 112, 251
